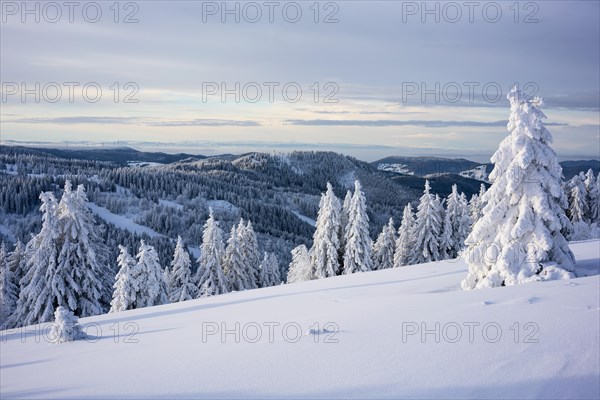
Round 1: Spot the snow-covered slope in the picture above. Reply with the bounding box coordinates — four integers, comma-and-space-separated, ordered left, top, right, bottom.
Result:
1, 241, 599, 399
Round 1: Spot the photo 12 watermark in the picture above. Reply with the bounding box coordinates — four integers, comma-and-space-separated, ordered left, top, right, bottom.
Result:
201, 321, 340, 344
400, 1, 540, 24
1, 82, 140, 104
201, 81, 339, 103
400, 81, 539, 104
1, 1, 140, 23
1, 321, 140, 344
200, 1, 339, 23
402, 321, 540, 344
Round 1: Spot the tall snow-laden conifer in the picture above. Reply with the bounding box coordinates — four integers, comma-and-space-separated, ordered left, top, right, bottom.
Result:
196, 209, 228, 297
238, 220, 260, 289
169, 236, 196, 302
440, 185, 472, 259
343, 180, 372, 274
259, 252, 281, 287
462, 88, 575, 289
409, 180, 443, 265
393, 203, 415, 267
287, 245, 312, 283
109, 245, 137, 313
132, 241, 169, 307
55, 182, 111, 317
223, 224, 251, 291
11, 192, 60, 326
311, 182, 341, 278
372, 218, 396, 270
0, 243, 18, 326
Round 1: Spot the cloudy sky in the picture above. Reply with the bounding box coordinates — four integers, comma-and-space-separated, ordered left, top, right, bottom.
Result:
1, 0, 599, 161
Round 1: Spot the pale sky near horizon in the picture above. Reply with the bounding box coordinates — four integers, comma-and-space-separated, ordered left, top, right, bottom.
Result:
1, 0, 599, 161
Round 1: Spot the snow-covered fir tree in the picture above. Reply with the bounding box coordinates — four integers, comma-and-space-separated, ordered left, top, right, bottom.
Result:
169, 236, 196, 302
163, 266, 171, 299
372, 218, 396, 270
55, 182, 111, 317
584, 169, 598, 222
259, 252, 281, 287
109, 245, 137, 313
49, 306, 84, 343
343, 180, 373, 274
287, 245, 312, 283
440, 185, 472, 259
223, 224, 252, 291
568, 177, 588, 223
409, 180, 443, 265
339, 190, 352, 263
196, 209, 228, 297
393, 203, 415, 267
131, 240, 169, 307
469, 185, 487, 227
238, 220, 260, 289
6, 240, 25, 294
311, 182, 341, 278
462, 88, 575, 290
0, 243, 18, 326
11, 192, 60, 326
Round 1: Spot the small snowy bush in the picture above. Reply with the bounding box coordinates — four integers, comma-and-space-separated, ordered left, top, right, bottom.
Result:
49, 306, 85, 343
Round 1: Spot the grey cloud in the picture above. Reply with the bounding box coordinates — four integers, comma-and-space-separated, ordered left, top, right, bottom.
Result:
6, 116, 261, 127
286, 119, 568, 128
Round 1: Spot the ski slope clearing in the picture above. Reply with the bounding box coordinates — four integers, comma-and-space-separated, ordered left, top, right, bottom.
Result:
1, 241, 599, 399
86, 202, 163, 238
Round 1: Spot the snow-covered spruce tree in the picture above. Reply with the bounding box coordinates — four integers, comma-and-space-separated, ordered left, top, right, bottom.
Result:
0, 243, 18, 326
287, 245, 312, 283
6, 240, 25, 293
440, 185, 472, 259
372, 218, 396, 270
469, 185, 487, 228
49, 306, 84, 343
343, 180, 373, 274
131, 240, 169, 307
311, 182, 341, 278
55, 182, 112, 317
409, 180, 443, 265
338, 190, 352, 263
238, 220, 260, 289
584, 169, 598, 222
196, 209, 228, 297
393, 203, 415, 267
11, 192, 60, 326
109, 245, 137, 313
169, 236, 197, 302
569, 178, 588, 223
223, 224, 251, 292
462, 88, 575, 290
163, 266, 171, 299
259, 252, 281, 287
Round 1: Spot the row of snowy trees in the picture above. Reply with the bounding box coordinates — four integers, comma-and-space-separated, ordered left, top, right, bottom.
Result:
287, 179, 479, 283
108, 210, 282, 313
0, 182, 113, 328
0, 181, 282, 327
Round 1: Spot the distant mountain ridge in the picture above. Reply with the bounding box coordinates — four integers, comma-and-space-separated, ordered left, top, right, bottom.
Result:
372, 156, 600, 181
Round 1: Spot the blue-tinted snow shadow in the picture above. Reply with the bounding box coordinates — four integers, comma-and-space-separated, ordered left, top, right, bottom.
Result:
12, 374, 595, 400
575, 257, 600, 277
0, 386, 82, 400
0, 359, 52, 370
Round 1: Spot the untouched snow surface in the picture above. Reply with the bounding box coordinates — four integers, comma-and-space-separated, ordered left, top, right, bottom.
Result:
86, 202, 163, 238
1, 240, 599, 399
